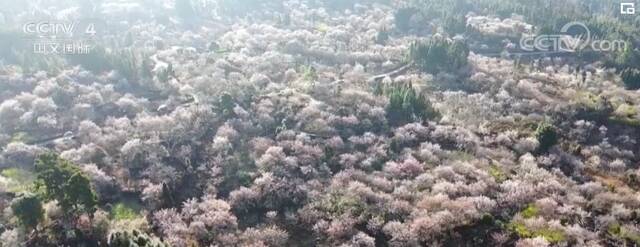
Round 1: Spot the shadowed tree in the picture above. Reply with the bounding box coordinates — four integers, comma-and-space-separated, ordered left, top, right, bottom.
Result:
409, 36, 469, 74
35, 153, 98, 217
11, 194, 44, 231
108, 230, 169, 247
385, 83, 440, 126
534, 122, 558, 154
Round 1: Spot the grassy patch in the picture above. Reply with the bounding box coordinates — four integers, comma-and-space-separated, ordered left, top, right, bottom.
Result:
535, 227, 567, 243
488, 164, 507, 183
510, 221, 532, 237
614, 104, 637, 118
520, 204, 539, 219
449, 150, 474, 162
319, 193, 366, 217
571, 92, 613, 122
608, 222, 640, 245
10, 132, 34, 144
573, 92, 604, 110
1, 168, 36, 193
609, 103, 640, 127
508, 205, 565, 243
608, 222, 622, 236
110, 202, 141, 221
609, 116, 640, 127
509, 221, 566, 243
486, 117, 538, 136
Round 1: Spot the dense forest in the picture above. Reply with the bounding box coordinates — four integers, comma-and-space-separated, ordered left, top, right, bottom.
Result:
1, 0, 640, 246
